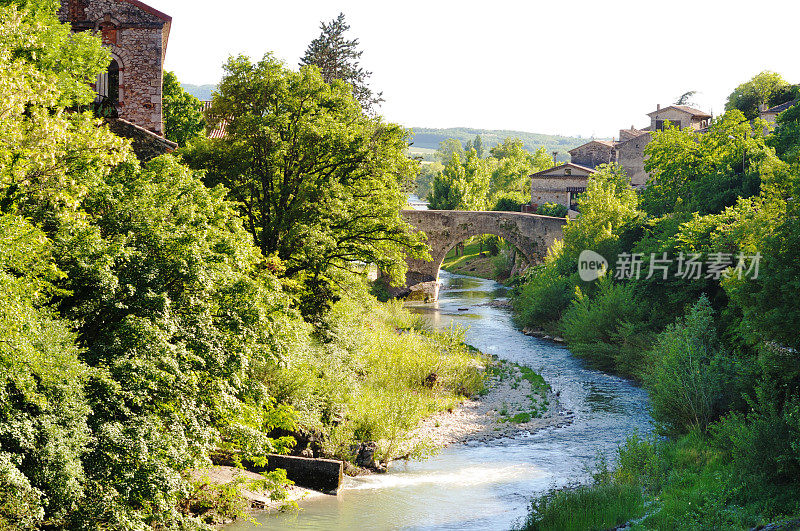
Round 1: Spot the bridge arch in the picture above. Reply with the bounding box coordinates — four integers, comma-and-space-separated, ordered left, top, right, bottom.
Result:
400, 210, 566, 300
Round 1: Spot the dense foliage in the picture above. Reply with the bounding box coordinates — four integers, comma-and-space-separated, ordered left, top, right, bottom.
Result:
299, 12, 382, 112
162, 70, 206, 146
514, 71, 800, 527
725, 70, 797, 120
183, 55, 426, 288
0, 2, 485, 528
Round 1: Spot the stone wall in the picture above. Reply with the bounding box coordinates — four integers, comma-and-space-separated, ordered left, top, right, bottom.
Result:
400, 210, 566, 299
59, 0, 169, 134
648, 108, 703, 130
530, 165, 595, 208
616, 132, 651, 186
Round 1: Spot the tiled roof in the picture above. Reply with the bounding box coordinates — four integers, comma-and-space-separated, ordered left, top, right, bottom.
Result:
647, 105, 711, 118
105, 118, 177, 161
763, 100, 798, 114
619, 127, 648, 140
201, 101, 227, 139
123, 0, 172, 22
530, 162, 598, 178
568, 139, 616, 154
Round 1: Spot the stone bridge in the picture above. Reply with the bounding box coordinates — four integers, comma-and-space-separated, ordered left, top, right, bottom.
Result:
399, 210, 567, 300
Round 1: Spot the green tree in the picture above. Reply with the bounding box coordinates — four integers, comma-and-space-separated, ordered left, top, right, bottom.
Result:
769, 101, 800, 164
675, 90, 697, 106
427, 149, 491, 210
725, 71, 790, 120
0, 0, 129, 224
0, 214, 90, 529
162, 70, 205, 146
488, 138, 552, 197
299, 12, 382, 112
645, 296, 739, 435
559, 163, 640, 273
641, 110, 767, 216
54, 157, 302, 526
435, 137, 465, 164
465, 134, 484, 158
182, 54, 427, 285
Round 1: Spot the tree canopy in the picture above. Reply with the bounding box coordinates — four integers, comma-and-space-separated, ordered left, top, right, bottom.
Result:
299, 12, 382, 112
725, 70, 793, 120
182, 54, 427, 287
162, 70, 206, 146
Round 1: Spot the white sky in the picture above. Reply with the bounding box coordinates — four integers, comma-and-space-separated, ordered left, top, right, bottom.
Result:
146, 0, 800, 139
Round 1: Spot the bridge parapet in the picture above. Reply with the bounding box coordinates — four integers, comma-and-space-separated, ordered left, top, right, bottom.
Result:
399, 210, 566, 300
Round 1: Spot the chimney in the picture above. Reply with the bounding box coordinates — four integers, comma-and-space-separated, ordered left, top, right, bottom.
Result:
552, 151, 558, 165
656, 103, 661, 111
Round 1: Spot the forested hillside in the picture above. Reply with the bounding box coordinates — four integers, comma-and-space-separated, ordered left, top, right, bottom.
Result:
182, 83, 216, 101
410, 127, 592, 161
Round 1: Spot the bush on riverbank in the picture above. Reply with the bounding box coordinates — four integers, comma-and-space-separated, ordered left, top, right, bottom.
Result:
515, 482, 644, 531
512, 81, 800, 526
0, 4, 484, 527
264, 286, 486, 465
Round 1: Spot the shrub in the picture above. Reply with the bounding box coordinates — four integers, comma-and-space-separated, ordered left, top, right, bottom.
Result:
514, 483, 644, 531
536, 202, 568, 217
513, 264, 577, 330
644, 296, 741, 435
713, 388, 800, 494
493, 249, 516, 280
492, 191, 529, 212
560, 278, 653, 376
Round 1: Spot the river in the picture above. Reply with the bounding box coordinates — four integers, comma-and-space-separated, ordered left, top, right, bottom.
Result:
229, 272, 652, 530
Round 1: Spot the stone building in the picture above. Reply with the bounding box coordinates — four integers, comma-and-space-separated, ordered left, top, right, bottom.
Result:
568, 140, 616, 169
647, 104, 711, 132
59, 0, 172, 136
529, 163, 596, 212
528, 104, 712, 211
759, 100, 798, 128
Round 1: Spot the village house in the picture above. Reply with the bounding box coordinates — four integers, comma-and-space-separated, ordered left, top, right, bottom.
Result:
528, 162, 596, 213
528, 104, 712, 212
759, 100, 798, 128
59, 0, 176, 159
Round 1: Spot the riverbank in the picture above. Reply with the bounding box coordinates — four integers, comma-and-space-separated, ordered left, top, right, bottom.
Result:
441, 239, 499, 280
404, 359, 571, 449
197, 359, 570, 523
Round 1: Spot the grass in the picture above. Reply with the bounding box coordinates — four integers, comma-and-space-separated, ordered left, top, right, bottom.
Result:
264, 285, 488, 467
491, 361, 552, 423
518, 430, 800, 531
441, 238, 498, 280
514, 483, 645, 531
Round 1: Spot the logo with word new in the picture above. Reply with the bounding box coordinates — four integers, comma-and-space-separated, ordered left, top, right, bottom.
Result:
578, 250, 608, 282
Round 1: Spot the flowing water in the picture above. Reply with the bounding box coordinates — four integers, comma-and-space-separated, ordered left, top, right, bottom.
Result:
230, 272, 652, 530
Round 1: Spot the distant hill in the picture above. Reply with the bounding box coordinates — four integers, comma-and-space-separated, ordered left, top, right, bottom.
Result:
410, 127, 596, 162
182, 84, 216, 101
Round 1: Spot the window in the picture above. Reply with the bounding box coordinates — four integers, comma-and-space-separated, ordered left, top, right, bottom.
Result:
655, 119, 681, 131
95, 59, 119, 106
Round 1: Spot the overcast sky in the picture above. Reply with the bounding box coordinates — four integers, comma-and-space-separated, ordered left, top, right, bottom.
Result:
146, 0, 800, 139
